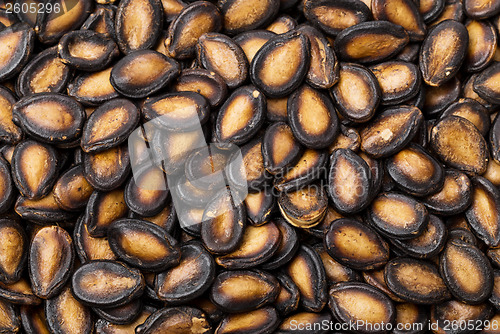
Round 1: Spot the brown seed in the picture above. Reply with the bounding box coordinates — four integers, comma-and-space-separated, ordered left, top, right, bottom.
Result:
440, 98, 490, 137
287, 85, 338, 149
217, 0, 279, 35
244, 190, 275, 226
165, 1, 222, 59
393, 303, 428, 334
14, 191, 77, 224
93, 299, 143, 325
73, 215, 117, 263
423, 77, 461, 117
328, 149, 372, 213
430, 116, 488, 174
136, 306, 211, 334
115, 0, 163, 54
250, 30, 310, 98
278, 185, 328, 228
284, 245, 327, 312
315, 243, 361, 284
369, 192, 429, 239
210, 270, 279, 312
197, 32, 248, 89
216, 306, 280, 334
277, 312, 332, 334
329, 282, 395, 333
261, 218, 299, 270
262, 122, 303, 175
464, 20, 497, 72
57, 30, 119, 71
429, 0, 464, 26
0, 219, 27, 284
11, 140, 59, 200
67, 67, 120, 106
362, 269, 405, 302
419, 0, 445, 23
0, 157, 14, 214
45, 286, 93, 334
215, 85, 265, 145
71, 260, 145, 308
0, 87, 21, 145
330, 62, 381, 123
385, 257, 451, 304
172, 68, 228, 107
274, 272, 300, 316
20, 305, 49, 334
419, 20, 468, 86
53, 164, 94, 212
107, 218, 180, 272
0, 23, 34, 82
372, 0, 426, 41
431, 300, 493, 333
266, 14, 297, 35
86, 189, 128, 237
360, 106, 423, 158
81, 98, 139, 154
464, 0, 500, 18
234, 30, 276, 64
0, 299, 20, 333
303, 0, 372, 37
474, 62, 500, 104
29, 226, 74, 299
83, 144, 131, 191
369, 60, 421, 105
81, 5, 117, 38
334, 21, 409, 64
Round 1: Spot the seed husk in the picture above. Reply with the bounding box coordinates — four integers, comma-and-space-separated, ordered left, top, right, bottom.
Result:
419, 20, 468, 86
85, 189, 128, 238
67, 67, 120, 107
369, 192, 429, 239
464, 0, 500, 18
266, 14, 296, 35
0, 219, 27, 284
385, 257, 451, 304
334, 21, 409, 64
474, 62, 500, 105
250, 30, 310, 98
57, 30, 119, 71
216, 306, 280, 334
262, 122, 303, 175
430, 116, 488, 174
328, 149, 372, 213
215, 85, 265, 145
107, 218, 180, 272
197, 32, 248, 89
136, 306, 211, 334
392, 303, 428, 334
464, 20, 497, 73
81, 4, 117, 39
11, 140, 59, 200
165, 1, 222, 59
155, 240, 214, 303
53, 164, 94, 212
360, 106, 423, 158
362, 269, 405, 302
278, 185, 328, 228
83, 144, 131, 191
287, 85, 338, 149
261, 218, 299, 270
329, 282, 395, 334
110, 50, 180, 98
276, 312, 332, 334
0, 157, 14, 214
244, 190, 275, 226
73, 215, 117, 263
234, 29, 276, 64
373, 0, 425, 41
0, 299, 20, 333
0, 86, 21, 146
284, 245, 327, 312
14, 191, 77, 224
20, 305, 49, 334
172, 68, 228, 107
430, 300, 493, 333
115, 0, 163, 54
330, 62, 380, 123
93, 299, 143, 325
0, 23, 34, 82
422, 77, 461, 117
217, 0, 279, 35
440, 98, 490, 137
274, 272, 300, 316
419, 0, 445, 22
209, 269, 279, 313
15, 46, 71, 97
71, 260, 145, 308
29, 226, 74, 299
95, 306, 155, 334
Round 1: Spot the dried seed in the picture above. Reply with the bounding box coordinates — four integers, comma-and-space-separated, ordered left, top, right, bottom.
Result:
110, 50, 180, 98
0, 157, 14, 214
71, 260, 145, 308
419, 0, 445, 22
303, 0, 371, 37
261, 218, 299, 270
274, 273, 299, 316
165, 1, 222, 59
45, 286, 93, 334
250, 30, 310, 98
287, 85, 338, 149
464, 20, 497, 72
11, 140, 58, 200
284, 245, 327, 312
334, 21, 409, 64
0, 219, 27, 284
197, 32, 248, 89
217, 0, 279, 35
15, 47, 71, 97
464, 0, 500, 18
142, 91, 209, 131
0, 23, 34, 82
136, 306, 211, 333
29, 226, 74, 299
53, 164, 94, 212
244, 190, 275, 226
0, 278, 41, 305
95, 306, 155, 334
73, 215, 117, 263
329, 282, 395, 333
474, 62, 500, 104
20, 305, 49, 334
430, 300, 493, 333
13, 93, 86, 145
489, 270, 500, 309
115, 0, 163, 54
419, 20, 468, 86
392, 303, 428, 334
215, 85, 265, 145
330, 63, 380, 123
67, 67, 120, 107
210, 270, 279, 312
372, 0, 426, 41
216, 306, 280, 334
315, 243, 361, 284
14, 191, 77, 224
83, 144, 131, 191
422, 78, 460, 117
234, 29, 276, 64
278, 185, 328, 228
385, 257, 451, 304
262, 122, 303, 175
362, 269, 405, 302
81, 5, 117, 39
369, 192, 429, 239
172, 68, 228, 107
266, 14, 297, 34
360, 106, 423, 158
440, 98, 490, 137
369, 60, 421, 105
277, 312, 332, 334
86, 189, 128, 237
107, 218, 180, 272
93, 299, 143, 325
431, 116, 488, 174
0, 299, 20, 333
328, 149, 372, 213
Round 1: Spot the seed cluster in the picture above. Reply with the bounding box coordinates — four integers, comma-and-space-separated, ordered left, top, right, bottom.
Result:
0, 0, 500, 333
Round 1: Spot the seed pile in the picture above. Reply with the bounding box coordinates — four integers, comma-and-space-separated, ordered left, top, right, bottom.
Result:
0, 0, 500, 333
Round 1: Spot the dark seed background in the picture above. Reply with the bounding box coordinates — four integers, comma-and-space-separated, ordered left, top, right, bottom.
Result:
0, 0, 500, 332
